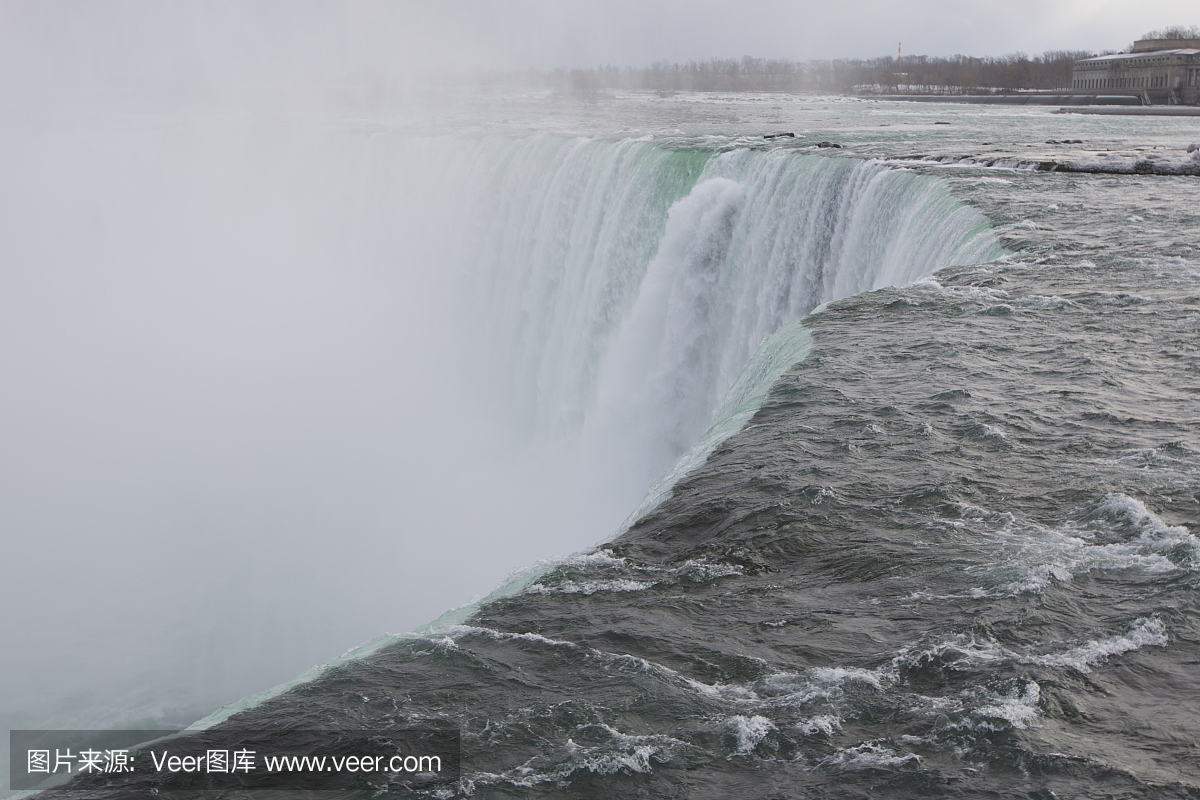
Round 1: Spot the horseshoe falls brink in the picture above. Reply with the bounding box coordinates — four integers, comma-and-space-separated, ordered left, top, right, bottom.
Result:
0, 120, 998, 737
429, 136, 1001, 520
5, 97, 1200, 800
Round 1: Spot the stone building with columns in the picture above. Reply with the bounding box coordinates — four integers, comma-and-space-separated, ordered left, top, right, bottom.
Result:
1072, 38, 1200, 105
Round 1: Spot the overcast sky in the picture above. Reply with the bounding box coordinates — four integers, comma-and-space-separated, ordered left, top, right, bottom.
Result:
2, 0, 1198, 96
410, 0, 1199, 66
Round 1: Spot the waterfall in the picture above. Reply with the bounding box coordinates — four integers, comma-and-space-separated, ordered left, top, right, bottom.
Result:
421, 135, 1003, 498
0, 124, 1003, 740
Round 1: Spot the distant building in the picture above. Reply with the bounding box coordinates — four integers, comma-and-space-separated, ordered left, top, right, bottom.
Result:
1072, 38, 1200, 105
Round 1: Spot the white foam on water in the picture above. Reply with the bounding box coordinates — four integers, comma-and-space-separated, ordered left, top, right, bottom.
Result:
1018, 294, 1075, 309
473, 725, 693, 789
805, 667, 889, 693
979, 424, 1008, 440
525, 579, 654, 595
952, 176, 1014, 185
419, 625, 584, 652
938, 284, 1011, 302
944, 496, 1196, 598
889, 618, 1170, 686
673, 558, 745, 582
407, 615, 1167, 784
560, 551, 634, 568
968, 681, 1042, 730
1028, 617, 1168, 674
557, 733, 670, 778
890, 634, 1010, 675
725, 715, 777, 755
676, 665, 893, 711
1049, 493, 1200, 574
1094, 447, 1196, 472
797, 715, 842, 737
819, 741, 921, 770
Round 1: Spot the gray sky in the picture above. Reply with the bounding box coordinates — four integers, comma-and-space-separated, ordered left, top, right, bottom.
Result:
2, 0, 1197, 96
408, 0, 1198, 66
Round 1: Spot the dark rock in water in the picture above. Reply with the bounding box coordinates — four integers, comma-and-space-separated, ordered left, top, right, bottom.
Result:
764, 132, 795, 139
1047, 139, 1083, 144
815, 141, 842, 148
934, 121, 951, 125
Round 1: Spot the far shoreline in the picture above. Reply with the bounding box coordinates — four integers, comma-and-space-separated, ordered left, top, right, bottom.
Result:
878, 93, 1200, 114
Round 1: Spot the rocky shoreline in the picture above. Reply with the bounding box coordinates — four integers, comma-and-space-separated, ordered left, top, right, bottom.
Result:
888, 152, 1200, 176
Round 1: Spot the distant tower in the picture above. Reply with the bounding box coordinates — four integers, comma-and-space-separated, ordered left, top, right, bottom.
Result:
898, 42, 902, 57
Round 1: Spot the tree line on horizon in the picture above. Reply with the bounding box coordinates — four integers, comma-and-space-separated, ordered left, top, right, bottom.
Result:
474, 52, 1095, 95
460, 25, 1199, 97
471, 25, 1198, 97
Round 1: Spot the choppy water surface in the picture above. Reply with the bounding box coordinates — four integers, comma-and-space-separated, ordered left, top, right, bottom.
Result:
47, 94, 1200, 798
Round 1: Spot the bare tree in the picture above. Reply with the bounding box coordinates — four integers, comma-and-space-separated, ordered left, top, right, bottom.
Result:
1139, 25, 1200, 40
487, 50, 1097, 95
